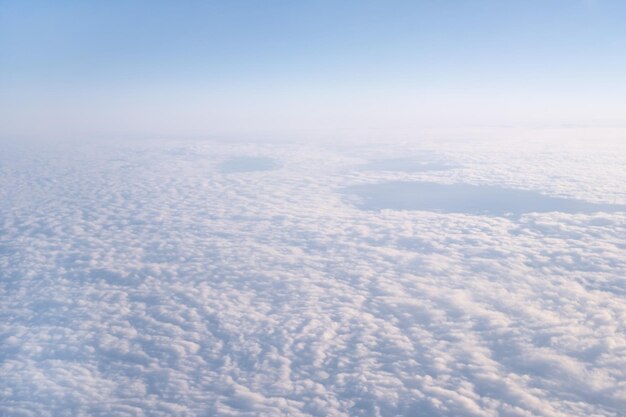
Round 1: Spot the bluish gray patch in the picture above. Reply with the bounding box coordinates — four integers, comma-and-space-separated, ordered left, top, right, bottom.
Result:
219, 156, 280, 173
363, 158, 457, 172
344, 181, 626, 216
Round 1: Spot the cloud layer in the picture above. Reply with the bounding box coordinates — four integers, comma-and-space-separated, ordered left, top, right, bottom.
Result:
1, 137, 626, 416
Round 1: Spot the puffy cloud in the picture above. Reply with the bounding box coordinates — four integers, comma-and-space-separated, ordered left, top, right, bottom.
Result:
1, 137, 626, 416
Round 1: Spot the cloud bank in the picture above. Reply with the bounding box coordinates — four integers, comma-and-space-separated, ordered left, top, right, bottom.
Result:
1, 137, 626, 416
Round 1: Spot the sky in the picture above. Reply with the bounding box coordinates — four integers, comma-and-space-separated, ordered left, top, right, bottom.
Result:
1, 0, 626, 138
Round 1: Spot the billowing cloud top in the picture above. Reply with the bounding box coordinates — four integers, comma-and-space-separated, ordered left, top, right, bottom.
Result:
1, 136, 626, 416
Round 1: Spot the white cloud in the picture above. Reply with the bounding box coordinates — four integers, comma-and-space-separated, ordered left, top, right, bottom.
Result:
1, 136, 626, 416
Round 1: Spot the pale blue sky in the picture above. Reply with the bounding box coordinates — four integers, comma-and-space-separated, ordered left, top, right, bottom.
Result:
2, 0, 625, 138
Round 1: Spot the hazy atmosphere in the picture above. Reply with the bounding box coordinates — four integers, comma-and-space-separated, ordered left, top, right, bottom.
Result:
2, 2, 626, 417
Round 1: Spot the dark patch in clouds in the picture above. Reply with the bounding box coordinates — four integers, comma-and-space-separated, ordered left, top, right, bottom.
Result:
344, 181, 626, 216
363, 158, 458, 172
219, 156, 280, 173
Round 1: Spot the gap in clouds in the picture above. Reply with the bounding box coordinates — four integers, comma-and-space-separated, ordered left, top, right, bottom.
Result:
362, 158, 459, 173
343, 181, 626, 216
218, 156, 282, 173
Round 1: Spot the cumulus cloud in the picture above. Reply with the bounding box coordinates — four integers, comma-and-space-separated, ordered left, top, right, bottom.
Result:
1, 137, 626, 416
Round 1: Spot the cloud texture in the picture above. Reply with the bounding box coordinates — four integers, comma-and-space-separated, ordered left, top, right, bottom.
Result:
1, 137, 626, 416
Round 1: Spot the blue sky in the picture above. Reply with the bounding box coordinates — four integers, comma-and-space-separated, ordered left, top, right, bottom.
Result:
2, 0, 626, 138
